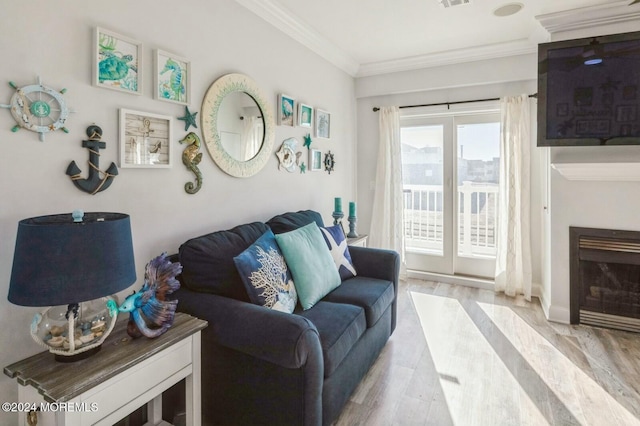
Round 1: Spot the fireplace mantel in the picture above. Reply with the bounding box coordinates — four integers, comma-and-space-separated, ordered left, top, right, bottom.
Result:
552, 162, 640, 181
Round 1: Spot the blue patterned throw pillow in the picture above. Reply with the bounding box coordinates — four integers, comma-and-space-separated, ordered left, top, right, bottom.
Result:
234, 230, 297, 313
319, 225, 357, 281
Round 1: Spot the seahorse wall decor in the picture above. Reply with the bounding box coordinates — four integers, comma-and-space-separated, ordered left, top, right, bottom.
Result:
66, 125, 118, 194
180, 132, 203, 194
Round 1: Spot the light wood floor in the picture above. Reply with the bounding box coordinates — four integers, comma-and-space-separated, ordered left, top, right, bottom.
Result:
334, 279, 640, 425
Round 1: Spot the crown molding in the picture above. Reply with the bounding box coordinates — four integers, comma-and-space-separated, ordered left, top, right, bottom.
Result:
536, 0, 640, 34
356, 39, 537, 77
234, 0, 640, 79
233, 0, 360, 76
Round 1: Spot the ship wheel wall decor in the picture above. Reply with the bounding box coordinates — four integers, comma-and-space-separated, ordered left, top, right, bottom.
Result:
0, 77, 71, 141
324, 151, 335, 174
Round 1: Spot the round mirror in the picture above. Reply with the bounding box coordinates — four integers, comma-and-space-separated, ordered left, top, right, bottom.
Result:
201, 74, 275, 177
217, 92, 264, 162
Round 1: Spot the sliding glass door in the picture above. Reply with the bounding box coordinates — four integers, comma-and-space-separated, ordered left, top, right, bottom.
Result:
401, 111, 500, 278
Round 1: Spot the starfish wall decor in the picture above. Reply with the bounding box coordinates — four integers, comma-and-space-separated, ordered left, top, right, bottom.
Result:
178, 106, 198, 131
303, 133, 312, 149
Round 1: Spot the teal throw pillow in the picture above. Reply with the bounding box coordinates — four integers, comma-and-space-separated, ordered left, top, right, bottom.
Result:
275, 222, 341, 310
234, 230, 297, 313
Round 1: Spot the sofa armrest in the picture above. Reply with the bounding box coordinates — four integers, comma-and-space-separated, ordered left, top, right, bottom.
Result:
348, 246, 400, 333
175, 287, 322, 369
349, 246, 400, 283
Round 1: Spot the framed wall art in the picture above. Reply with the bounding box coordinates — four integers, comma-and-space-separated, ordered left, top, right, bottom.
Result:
154, 49, 191, 105
309, 149, 322, 171
94, 27, 142, 95
278, 94, 295, 126
315, 109, 331, 139
298, 103, 313, 128
119, 109, 172, 168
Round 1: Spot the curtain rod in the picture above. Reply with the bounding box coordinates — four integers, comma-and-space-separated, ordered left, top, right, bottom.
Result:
372, 93, 537, 112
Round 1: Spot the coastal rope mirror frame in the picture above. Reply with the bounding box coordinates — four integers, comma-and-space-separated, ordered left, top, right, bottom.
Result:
201, 73, 275, 178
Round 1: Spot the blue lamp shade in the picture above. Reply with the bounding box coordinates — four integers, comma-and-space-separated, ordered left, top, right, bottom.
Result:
9, 212, 137, 307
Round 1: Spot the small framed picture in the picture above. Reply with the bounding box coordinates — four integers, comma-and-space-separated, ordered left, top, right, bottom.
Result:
309, 149, 322, 171
298, 103, 313, 128
119, 109, 172, 168
154, 49, 191, 105
94, 27, 142, 95
315, 109, 330, 139
278, 94, 295, 126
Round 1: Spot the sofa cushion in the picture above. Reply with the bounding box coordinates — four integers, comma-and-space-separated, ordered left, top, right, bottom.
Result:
234, 230, 297, 313
266, 210, 324, 234
319, 225, 357, 281
296, 301, 366, 377
324, 277, 395, 327
179, 222, 269, 301
275, 222, 341, 310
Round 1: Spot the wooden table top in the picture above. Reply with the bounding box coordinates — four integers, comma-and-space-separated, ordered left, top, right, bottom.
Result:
4, 312, 207, 403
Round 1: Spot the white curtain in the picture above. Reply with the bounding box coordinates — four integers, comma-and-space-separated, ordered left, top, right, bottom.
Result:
495, 94, 532, 300
369, 106, 406, 275
240, 116, 262, 161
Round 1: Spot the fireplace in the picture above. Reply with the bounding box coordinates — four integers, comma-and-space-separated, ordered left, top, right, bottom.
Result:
570, 227, 640, 333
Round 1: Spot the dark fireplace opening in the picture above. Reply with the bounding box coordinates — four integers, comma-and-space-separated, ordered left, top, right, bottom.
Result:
570, 227, 640, 332
580, 261, 640, 318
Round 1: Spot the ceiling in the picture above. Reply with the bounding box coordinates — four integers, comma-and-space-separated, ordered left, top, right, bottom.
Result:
234, 0, 639, 76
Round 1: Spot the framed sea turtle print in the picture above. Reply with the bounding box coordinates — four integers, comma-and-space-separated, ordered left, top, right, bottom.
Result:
154, 49, 191, 105
94, 27, 142, 95
315, 109, 330, 139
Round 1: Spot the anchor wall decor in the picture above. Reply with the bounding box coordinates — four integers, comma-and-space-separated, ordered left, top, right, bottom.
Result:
66, 125, 118, 195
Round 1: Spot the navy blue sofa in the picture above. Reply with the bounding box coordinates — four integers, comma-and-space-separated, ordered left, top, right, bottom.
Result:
174, 210, 400, 425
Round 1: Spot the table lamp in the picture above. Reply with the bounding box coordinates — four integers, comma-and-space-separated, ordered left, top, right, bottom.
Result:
8, 211, 136, 362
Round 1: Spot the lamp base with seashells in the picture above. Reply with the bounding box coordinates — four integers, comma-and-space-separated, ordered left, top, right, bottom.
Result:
30, 297, 119, 362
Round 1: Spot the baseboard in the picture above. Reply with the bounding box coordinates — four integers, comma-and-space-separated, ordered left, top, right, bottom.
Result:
408, 272, 551, 308
534, 282, 550, 319
546, 305, 571, 324
407, 270, 495, 290
531, 282, 542, 299
534, 282, 570, 324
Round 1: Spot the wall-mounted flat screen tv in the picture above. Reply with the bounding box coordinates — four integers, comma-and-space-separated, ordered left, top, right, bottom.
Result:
538, 31, 640, 146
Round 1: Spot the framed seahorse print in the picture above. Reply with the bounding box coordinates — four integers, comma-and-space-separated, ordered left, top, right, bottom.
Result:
154, 49, 191, 105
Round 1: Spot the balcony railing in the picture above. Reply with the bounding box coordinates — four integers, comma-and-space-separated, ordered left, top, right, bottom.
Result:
403, 182, 499, 257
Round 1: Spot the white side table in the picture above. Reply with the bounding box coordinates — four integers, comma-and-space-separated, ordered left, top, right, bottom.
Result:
4, 313, 207, 426
347, 235, 368, 247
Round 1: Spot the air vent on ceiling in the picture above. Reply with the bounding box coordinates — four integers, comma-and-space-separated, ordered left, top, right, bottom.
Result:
439, 0, 470, 7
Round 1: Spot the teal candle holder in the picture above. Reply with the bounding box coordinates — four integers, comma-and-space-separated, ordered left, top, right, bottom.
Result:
333, 211, 345, 236
332, 210, 344, 227
347, 215, 358, 238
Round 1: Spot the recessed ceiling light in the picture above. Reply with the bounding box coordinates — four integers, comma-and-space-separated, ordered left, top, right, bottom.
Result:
493, 2, 524, 17
438, 0, 470, 8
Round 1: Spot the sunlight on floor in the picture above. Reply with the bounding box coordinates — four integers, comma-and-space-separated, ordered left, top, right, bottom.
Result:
411, 291, 640, 426
477, 301, 640, 426
411, 292, 547, 425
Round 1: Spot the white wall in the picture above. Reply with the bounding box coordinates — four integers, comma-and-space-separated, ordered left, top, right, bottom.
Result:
355, 54, 544, 288
0, 1, 356, 421
543, 20, 640, 323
